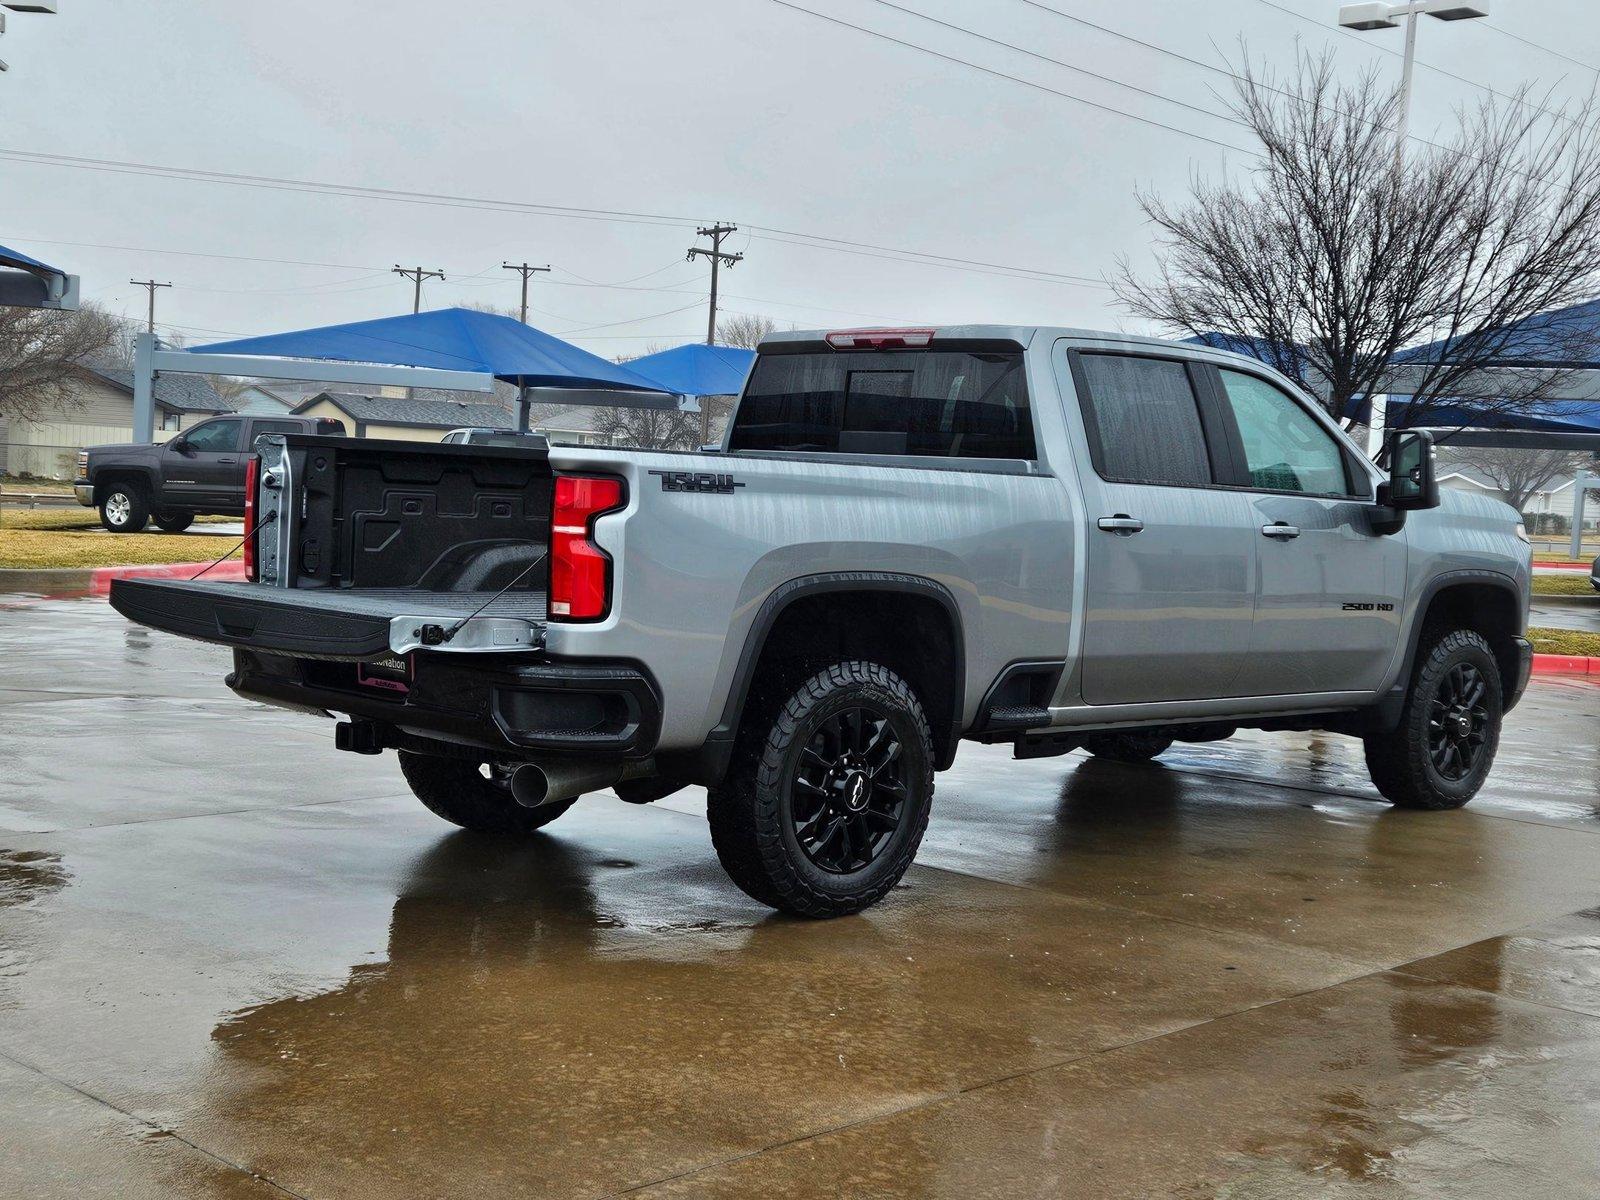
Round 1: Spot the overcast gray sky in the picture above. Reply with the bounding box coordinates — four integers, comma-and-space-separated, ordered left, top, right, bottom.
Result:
4, 0, 1599, 354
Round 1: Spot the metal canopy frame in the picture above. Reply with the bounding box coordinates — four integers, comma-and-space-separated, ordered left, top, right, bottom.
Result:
1417, 427, 1600, 559
133, 329, 494, 443
130, 331, 690, 442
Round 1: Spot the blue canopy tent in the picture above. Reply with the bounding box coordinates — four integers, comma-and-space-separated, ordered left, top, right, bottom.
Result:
0, 240, 79, 310
1189, 316, 1600, 439
622, 344, 755, 400
191, 307, 676, 431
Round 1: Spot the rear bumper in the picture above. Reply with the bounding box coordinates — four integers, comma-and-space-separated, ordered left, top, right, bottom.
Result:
1507, 635, 1534, 712
229, 649, 661, 758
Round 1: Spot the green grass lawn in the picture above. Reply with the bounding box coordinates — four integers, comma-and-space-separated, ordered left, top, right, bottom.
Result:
1529, 627, 1600, 658
0, 509, 241, 569
0, 526, 241, 569
1532, 574, 1597, 596
0, 477, 76, 495
0, 509, 234, 532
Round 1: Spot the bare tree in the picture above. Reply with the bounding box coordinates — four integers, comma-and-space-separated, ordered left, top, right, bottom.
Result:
1115, 51, 1600, 433
0, 304, 123, 423
716, 312, 776, 349
1448, 447, 1597, 513
591, 403, 699, 450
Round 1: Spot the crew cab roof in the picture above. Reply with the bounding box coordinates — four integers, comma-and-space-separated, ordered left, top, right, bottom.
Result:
757, 326, 1306, 387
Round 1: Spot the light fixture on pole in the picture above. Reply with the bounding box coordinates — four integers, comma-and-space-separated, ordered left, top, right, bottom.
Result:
1338, 2, 1489, 169
1339, 2, 1488, 457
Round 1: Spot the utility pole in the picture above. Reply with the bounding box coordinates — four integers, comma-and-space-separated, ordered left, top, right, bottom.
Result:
393, 264, 445, 314
686, 223, 742, 346
686, 224, 743, 446
129, 279, 172, 335
501, 263, 551, 433
501, 261, 551, 324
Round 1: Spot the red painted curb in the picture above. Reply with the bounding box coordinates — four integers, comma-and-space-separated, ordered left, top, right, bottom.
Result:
87, 559, 245, 594
1532, 652, 1600, 676
1536, 561, 1594, 571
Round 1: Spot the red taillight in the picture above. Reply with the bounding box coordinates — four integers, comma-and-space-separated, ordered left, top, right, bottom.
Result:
549, 474, 623, 621
243, 454, 260, 582
825, 327, 935, 350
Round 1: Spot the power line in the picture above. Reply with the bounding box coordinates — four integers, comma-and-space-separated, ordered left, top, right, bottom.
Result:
0, 154, 1116, 289
759, 0, 1257, 155
560, 299, 707, 335
745, 230, 1115, 289
1478, 21, 1600, 78
864, 0, 1244, 132
8, 234, 383, 273
0, 146, 700, 229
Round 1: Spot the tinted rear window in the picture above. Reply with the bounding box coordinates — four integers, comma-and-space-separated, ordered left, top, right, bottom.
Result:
1076, 354, 1212, 487
729, 350, 1035, 459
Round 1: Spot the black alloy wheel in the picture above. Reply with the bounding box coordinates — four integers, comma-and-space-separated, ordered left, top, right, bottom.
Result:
1427, 661, 1490, 782
791, 705, 908, 874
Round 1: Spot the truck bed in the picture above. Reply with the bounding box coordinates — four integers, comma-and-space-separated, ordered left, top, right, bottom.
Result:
110, 578, 548, 659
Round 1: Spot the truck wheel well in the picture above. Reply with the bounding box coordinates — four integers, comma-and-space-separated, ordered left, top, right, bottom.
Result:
93, 472, 150, 505
737, 589, 963, 770
1418, 581, 1521, 699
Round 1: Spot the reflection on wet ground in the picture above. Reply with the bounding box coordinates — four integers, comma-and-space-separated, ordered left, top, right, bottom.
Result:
3, 598, 1600, 1197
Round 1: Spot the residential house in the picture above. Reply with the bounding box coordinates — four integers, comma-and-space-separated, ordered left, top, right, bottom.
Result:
227, 384, 295, 415
293, 392, 619, 446
1437, 463, 1595, 528
0, 364, 232, 480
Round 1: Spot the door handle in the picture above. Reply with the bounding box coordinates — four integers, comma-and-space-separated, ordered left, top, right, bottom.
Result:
218, 457, 238, 465
1261, 523, 1301, 539
1097, 514, 1144, 535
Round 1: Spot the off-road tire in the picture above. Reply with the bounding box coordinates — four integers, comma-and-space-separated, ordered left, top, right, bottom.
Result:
1364, 627, 1502, 811
1081, 731, 1175, 762
398, 751, 575, 834
98, 484, 150, 533
707, 661, 934, 918
153, 510, 195, 533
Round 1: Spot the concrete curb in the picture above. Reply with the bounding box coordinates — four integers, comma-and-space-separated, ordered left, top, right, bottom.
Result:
1532, 653, 1600, 677
0, 559, 243, 597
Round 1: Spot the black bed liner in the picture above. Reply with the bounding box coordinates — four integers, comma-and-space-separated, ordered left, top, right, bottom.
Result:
109, 578, 547, 660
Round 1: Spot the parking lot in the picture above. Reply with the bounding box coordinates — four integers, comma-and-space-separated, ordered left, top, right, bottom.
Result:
4, 595, 1600, 1198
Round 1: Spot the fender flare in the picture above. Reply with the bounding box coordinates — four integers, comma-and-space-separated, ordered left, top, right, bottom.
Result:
1375, 568, 1524, 729
707, 571, 968, 773
91, 465, 161, 506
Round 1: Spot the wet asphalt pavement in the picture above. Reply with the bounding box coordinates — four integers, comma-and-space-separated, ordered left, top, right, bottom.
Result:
4, 598, 1600, 1198
1531, 595, 1600, 633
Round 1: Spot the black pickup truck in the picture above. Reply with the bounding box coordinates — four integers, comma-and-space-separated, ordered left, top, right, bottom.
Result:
75, 413, 342, 532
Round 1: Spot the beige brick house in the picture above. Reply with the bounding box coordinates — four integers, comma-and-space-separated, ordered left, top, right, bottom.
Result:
0, 364, 231, 480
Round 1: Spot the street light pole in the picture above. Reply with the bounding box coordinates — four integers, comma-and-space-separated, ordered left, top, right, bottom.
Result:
1394, 6, 1421, 172
1338, 3, 1490, 171
1338, 2, 1489, 454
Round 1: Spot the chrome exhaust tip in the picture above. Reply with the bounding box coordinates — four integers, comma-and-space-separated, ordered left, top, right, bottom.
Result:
510, 760, 640, 808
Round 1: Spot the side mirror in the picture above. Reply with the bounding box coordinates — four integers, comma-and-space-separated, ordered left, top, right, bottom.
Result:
169, 436, 190, 454
1382, 429, 1439, 511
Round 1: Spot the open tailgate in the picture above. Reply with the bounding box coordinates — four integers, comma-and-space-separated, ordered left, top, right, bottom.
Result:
110, 577, 548, 658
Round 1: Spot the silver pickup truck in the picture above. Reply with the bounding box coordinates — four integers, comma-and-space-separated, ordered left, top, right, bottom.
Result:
111, 326, 1533, 917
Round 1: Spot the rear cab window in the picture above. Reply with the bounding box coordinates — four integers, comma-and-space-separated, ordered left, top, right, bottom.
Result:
1071, 352, 1216, 487
730, 348, 1036, 460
